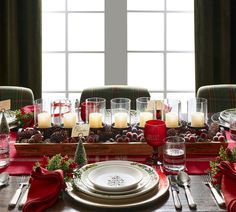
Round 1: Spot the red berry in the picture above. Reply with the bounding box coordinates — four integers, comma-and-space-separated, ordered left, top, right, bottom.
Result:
132, 133, 138, 141
189, 136, 196, 142
123, 137, 130, 143
218, 135, 225, 142
126, 132, 133, 139
200, 132, 207, 139
116, 137, 123, 142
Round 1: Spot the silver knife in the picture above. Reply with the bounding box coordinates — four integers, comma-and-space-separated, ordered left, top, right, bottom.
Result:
169, 175, 182, 210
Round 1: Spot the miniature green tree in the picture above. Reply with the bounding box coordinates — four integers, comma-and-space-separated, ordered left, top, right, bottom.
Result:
74, 136, 87, 167
0, 110, 10, 134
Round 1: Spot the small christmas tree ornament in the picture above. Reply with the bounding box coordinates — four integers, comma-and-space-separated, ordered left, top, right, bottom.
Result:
0, 109, 10, 168
74, 135, 87, 168
0, 109, 10, 134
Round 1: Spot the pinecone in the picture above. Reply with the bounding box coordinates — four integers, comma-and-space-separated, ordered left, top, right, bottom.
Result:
17, 128, 38, 141
28, 133, 44, 143
50, 130, 67, 143
42, 126, 62, 139
167, 128, 177, 136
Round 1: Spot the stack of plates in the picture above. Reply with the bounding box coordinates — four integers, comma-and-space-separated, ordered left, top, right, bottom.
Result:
211, 108, 236, 128
65, 160, 169, 209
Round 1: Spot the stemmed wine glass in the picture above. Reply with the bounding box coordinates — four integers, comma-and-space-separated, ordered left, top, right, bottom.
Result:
144, 120, 167, 166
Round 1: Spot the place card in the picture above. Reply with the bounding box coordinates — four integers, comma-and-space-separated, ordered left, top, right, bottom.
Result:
71, 124, 90, 137
0, 99, 11, 110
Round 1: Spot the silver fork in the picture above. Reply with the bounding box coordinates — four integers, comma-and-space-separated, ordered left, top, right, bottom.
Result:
202, 174, 225, 207
9, 176, 28, 208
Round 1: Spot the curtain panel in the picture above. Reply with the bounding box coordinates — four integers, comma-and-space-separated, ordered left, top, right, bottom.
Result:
0, 0, 42, 99
194, 0, 236, 92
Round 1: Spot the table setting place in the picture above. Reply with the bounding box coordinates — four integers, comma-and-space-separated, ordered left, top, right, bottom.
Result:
1, 98, 236, 211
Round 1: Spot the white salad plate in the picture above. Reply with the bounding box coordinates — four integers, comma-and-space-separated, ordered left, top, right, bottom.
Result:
87, 164, 143, 192
73, 160, 158, 200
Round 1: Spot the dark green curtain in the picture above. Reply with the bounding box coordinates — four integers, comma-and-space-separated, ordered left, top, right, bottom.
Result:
194, 0, 236, 92
0, 0, 42, 99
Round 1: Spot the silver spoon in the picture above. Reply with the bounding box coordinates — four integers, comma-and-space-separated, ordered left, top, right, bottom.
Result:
0, 172, 9, 187
177, 171, 197, 209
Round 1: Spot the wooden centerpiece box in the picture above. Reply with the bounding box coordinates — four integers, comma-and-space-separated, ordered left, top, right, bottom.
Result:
14, 122, 228, 157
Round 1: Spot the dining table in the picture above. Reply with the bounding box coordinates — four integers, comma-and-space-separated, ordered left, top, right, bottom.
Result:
0, 129, 235, 212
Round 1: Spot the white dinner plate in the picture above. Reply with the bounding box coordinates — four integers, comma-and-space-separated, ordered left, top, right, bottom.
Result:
73, 161, 159, 200
87, 164, 143, 192
66, 166, 168, 209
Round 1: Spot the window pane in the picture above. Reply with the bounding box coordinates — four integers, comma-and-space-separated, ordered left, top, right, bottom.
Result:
42, 13, 65, 51
166, 0, 194, 11
68, 13, 104, 51
128, 53, 164, 90
150, 93, 164, 99
42, 53, 65, 91
68, 53, 104, 90
128, 13, 164, 51
42, 93, 66, 99
42, 0, 65, 11
68, 93, 81, 101
127, 0, 164, 11
68, 0, 104, 11
167, 53, 195, 91
167, 13, 194, 51
167, 92, 195, 113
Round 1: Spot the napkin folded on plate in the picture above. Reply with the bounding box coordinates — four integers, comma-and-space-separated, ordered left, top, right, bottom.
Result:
218, 161, 236, 212
23, 167, 65, 212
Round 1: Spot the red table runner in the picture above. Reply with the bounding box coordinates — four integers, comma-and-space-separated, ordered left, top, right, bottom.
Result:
0, 131, 235, 175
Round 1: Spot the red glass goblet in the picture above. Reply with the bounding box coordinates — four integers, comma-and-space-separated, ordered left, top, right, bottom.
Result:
144, 120, 167, 166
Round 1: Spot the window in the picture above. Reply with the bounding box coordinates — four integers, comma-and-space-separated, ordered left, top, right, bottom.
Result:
42, 0, 195, 110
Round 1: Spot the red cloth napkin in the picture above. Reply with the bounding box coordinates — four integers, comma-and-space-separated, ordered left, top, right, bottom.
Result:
218, 161, 236, 212
23, 167, 65, 212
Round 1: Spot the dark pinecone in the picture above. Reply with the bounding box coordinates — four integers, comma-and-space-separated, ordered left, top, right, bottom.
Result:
28, 133, 44, 143
17, 128, 38, 141
167, 128, 177, 136
50, 130, 67, 143
42, 126, 62, 139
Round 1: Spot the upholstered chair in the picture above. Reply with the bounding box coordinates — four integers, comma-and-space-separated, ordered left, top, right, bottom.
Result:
80, 86, 150, 110
197, 84, 236, 113
0, 86, 34, 110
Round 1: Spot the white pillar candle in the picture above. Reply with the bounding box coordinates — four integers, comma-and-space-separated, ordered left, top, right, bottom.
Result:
89, 112, 103, 128
139, 112, 153, 128
191, 112, 205, 127
63, 113, 76, 128
165, 112, 179, 128
114, 112, 128, 128
38, 112, 51, 128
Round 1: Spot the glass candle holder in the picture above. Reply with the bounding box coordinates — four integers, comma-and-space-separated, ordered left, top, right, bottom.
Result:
111, 98, 131, 128
187, 98, 208, 128
163, 99, 181, 128
136, 97, 155, 128
34, 99, 51, 128
51, 99, 72, 126
86, 97, 106, 128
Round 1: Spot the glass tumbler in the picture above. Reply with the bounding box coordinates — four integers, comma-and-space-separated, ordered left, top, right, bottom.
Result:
163, 136, 186, 173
